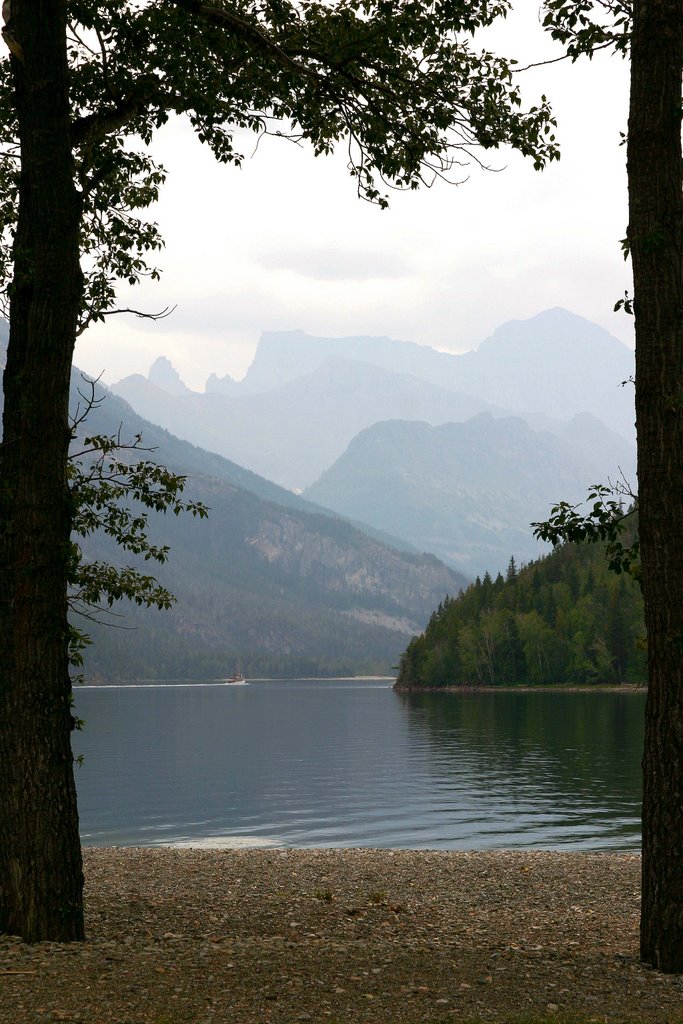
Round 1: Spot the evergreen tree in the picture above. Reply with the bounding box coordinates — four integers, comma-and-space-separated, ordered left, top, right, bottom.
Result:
395, 539, 645, 692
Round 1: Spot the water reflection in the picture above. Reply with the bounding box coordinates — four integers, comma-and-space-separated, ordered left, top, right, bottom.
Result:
73, 680, 644, 850
395, 689, 643, 849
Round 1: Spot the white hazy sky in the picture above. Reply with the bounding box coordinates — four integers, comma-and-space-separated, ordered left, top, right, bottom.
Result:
74, 4, 633, 392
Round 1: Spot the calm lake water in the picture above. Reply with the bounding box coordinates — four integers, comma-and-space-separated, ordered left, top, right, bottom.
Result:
72, 679, 645, 851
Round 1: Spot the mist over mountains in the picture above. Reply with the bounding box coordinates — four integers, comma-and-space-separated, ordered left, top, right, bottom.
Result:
114, 309, 635, 495
115, 355, 506, 490
0, 328, 464, 678
112, 307, 636, 577
304, 412, 635, 577
204, 309, 633, 439
0, 307, 636, 676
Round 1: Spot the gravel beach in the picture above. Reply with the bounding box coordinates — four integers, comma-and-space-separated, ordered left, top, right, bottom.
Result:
2, 848, 682, 1023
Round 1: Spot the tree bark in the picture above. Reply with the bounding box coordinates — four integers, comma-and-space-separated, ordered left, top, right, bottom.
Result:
0, 1, 84, 941
628, 0, 683, 972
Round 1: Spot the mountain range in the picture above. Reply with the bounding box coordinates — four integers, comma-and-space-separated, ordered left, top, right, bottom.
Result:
1, 307, 637, 675
111, 307, 636, 576
205, 309, 634, 437
0, 330, 466, 679
113, 309, 635, 493
114, 352, 510, 490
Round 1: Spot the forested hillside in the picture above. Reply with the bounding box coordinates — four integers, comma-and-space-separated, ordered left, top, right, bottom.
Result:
72, 395, 465, 680
395, 540, 646, 689
0, 332, 467, 680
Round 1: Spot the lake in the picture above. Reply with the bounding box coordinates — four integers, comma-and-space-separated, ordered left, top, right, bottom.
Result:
72, 679, 645, 851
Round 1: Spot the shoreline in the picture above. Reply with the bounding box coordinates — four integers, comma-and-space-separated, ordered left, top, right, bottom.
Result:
3, 847, 681, 1024
80, 674, 397, 688
393, 682, 646, 694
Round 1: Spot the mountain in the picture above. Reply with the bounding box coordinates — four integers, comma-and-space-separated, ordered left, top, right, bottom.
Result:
80, 396, 468, 679
451, 309, 635, 439
148, 355, 192, 395
113, 354, 506, 490
112, 308, 635, 491
0, 330, 465, 678
80, 459, 463, 680
205, 308, 635, 441
206, 329, 451, 395
303, 413, 637, 578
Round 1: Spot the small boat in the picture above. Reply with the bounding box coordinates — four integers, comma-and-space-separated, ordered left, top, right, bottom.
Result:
225, 671, 246, 684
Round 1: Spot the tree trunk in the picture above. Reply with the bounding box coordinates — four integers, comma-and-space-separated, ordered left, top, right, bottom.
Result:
628, 0, 683, 973
0, 1, 84, 941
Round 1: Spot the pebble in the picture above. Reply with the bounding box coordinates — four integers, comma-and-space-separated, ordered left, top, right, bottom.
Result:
2, 847, 676, 1024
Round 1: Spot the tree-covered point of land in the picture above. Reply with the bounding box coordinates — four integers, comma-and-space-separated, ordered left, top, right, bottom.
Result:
395, 542, 646, 691
0, 1, 560, 944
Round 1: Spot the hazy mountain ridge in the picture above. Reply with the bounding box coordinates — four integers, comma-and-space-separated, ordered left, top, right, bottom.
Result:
203, 308, 634, 438
78, 396, 468, 676
304, 413, 637, 578
79, 460, 464, 678
1, 308, 637, 674
207, 329, 456, 395
82, 467, 462, 666
451, 309, 635, 437
113, 354, 509, 490
149, 355, 192, 395
112, 308, 635, 497
109, 307, 636, 580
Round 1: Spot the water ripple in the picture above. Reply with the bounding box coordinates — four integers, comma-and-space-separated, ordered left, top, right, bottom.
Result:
73, 680, 644, 851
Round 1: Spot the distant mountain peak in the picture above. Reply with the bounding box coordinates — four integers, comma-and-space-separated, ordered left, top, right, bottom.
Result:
205, 370, 240, 395
475, 307, 632, 356
148, 356, 192, 395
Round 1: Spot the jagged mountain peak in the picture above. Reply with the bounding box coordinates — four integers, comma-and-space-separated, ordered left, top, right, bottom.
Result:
205, 370, 240, 395
148, 356, 192, 395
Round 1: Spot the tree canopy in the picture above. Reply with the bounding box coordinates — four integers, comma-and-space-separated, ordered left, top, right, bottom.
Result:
0, 0, 561, 329
396, 537, 646, 691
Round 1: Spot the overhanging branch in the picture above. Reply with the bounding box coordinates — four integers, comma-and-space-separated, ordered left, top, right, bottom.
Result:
71, 86, 159, 148
168, 0, 322, 83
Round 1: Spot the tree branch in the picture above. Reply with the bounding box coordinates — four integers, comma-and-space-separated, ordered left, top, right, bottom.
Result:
71, 77, 163, 148
168, 0, 322, 83
76, 304, 177, 337
511, 40, 614, 73
70, 2, 322, 149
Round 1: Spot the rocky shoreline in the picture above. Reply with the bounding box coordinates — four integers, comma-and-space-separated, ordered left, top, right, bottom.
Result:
2, 848, 682, 1023
392, 682, 646, 693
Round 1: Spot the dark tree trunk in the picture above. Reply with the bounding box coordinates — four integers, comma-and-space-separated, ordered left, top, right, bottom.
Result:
0, 1, 84, 941
628, 0, 683, 973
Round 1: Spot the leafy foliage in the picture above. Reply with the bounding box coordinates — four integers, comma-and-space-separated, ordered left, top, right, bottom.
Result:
0, 1, 560, 328
396, 537, 645, 689
531, 483, 639, 577
67, 423, 208, 668
542, 0, 632, 59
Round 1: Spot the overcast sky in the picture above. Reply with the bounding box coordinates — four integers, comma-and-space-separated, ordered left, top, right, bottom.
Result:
74, 5, 633, 392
